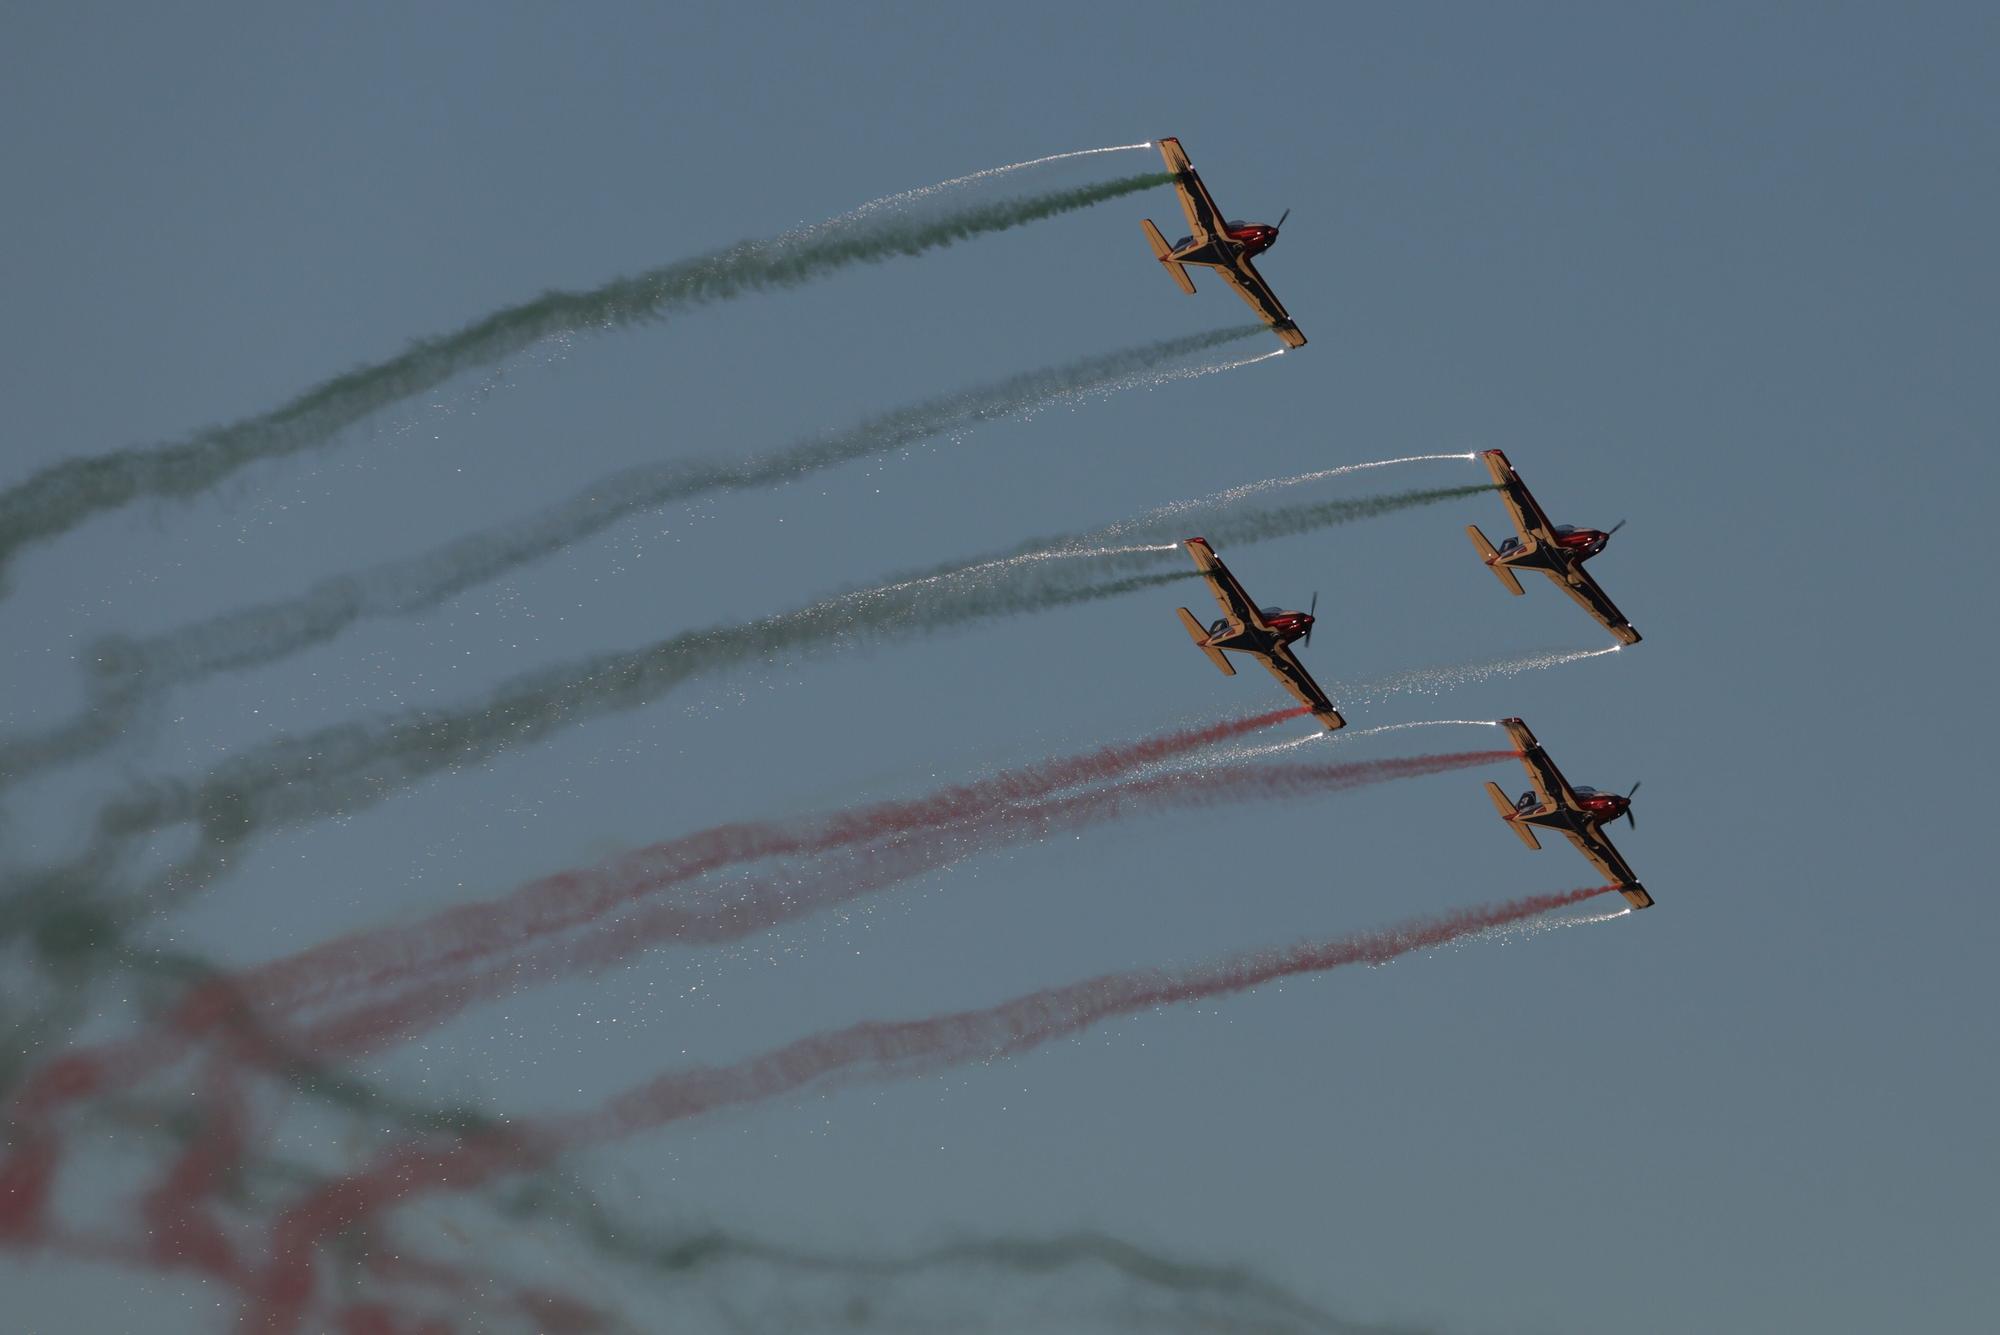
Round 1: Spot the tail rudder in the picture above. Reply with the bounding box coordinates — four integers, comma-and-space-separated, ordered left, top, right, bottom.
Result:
1177, 608, 1234, 675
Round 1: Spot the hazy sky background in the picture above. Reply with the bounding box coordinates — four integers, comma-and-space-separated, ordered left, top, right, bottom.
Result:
3, 3, 1996, 1331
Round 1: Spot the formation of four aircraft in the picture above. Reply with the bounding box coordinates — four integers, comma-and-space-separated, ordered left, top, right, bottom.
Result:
1145, 138, 1653, 911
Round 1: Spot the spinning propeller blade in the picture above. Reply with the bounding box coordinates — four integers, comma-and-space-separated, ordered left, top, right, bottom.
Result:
1304, 590, 1317, 647
1624, 781, 1642, 828
1275, 208, 1290, 231
1607, 519, 1627, 536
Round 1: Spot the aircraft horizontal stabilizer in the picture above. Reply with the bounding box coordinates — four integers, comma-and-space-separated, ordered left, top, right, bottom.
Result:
1141, 219, 1197, 294
1466, 525, 1526, 595
1485, 782, 1541, 849
1177, 608, 1234, 675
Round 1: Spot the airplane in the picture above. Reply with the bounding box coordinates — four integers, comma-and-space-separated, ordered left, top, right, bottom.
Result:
1176, 537, 1344, 731
1140, 137, 1307, 349
1484, 717, 1653, 909
1465, 449, 1641, 646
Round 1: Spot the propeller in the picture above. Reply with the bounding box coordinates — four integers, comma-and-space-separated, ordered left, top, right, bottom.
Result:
1623, 781, 1642, 828
1303, 590, 1317, 647
1274, 208, 1291, 232
1606, 519, 1627, 537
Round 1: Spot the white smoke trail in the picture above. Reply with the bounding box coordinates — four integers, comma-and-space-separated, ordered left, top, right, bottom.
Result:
1339, 645, 1623, 704
1099, 452, 1477, 534
1340, 719, 1501, 739
1013, 349, 1285, 424
1125, 718, 1498, 783
847, 543, 1183, 605
1449, 905, 1631, 950
818, 142, 1159, 227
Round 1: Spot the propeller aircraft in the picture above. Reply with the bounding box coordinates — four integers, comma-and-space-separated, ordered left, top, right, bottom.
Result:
1466, 449, 1641, 646
1140, 137, 1306, 349
1484, 717, 1652, 909
1176, 538, 1343, 731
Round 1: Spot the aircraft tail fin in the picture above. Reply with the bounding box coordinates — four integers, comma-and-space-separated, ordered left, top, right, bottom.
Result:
1177, 608, 1234, 675
1141, 219, 1198, 294
1485, 782, 1541, 849
1466, 525, 1526, 595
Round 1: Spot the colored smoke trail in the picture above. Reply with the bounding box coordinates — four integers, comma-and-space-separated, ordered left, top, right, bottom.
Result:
525, 1214, 1414, 1335
85, 566, 1199, 856
281, 752, 1513, 1057
0, 170, 1171, 586
34, 475, 1504, 913
855, 479, 1497, 598
0, 327, 1262, 786
244, 885, 1616, 1331
1199, 483, 1495, 550
233, 706, 1315, 1018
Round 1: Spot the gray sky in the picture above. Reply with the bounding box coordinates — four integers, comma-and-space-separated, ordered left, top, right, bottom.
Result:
2, 2, 1996, 1331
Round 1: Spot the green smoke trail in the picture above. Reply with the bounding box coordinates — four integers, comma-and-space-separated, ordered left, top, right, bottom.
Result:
492, 1194, 1431, 1335
872, 482, 1497, 590
0, 172, 1170, 588
18, 481, 1486, 925
85, 568, 1194, 851
0, 325, 1261, 788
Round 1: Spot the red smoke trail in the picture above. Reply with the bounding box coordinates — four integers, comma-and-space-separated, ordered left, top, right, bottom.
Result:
3, 708, 1319, 1274
242, 884, 1614, 1332
230, 705, 1314, 1018
1, 706, 1316, 1194
138, 1054, 253, 1285
294, 750, 1514, 1059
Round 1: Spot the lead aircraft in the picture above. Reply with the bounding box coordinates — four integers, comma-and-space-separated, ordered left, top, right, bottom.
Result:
1484, 717, 1653, 910
1176, 538, 1344, 731
1466, 449, 1640, 646
1140, 137, 1306, 349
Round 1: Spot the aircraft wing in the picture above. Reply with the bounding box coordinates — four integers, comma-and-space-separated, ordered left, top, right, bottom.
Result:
1183, 538, 1268, 632
1258, 642, 1346, 731
1552, 566, 1643, 646
1481, 450, 1558, 547
1558, 825, 1644, 896
1217, 256, 1307, 348
1499, 717, 1582, 811
1156, 137, 1224, 248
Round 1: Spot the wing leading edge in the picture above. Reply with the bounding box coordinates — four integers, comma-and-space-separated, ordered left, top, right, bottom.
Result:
1184, 537, 1266, 632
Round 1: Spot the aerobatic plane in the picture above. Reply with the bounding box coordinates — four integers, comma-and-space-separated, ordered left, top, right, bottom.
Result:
1140, 137, 1306, 349
1465, 449, 1641, 646
1484, 717, 1652, 909
1176, 538, 1344, 731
